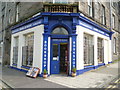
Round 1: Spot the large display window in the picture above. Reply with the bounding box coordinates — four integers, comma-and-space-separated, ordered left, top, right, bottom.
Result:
22, 33, 34, 67
84, 33, 94, 66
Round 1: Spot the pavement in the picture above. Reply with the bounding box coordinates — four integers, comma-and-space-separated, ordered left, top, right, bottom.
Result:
1, 67, 68, 88
1, 61, 119, 89
45, 61, 119, 88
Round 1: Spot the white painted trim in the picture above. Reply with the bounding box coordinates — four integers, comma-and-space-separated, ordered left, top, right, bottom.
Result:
94, 35, 98, 66
47, 37, 51, 75
69, 37, 72, 74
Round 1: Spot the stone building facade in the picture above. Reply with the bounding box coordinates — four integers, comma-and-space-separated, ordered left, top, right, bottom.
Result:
0, 1, 120, 67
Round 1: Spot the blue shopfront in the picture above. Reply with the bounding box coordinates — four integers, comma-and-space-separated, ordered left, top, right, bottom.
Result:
42, 13, 77, 76
10, 12, 113, 77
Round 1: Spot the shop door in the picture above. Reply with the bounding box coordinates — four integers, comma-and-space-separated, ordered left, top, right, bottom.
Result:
51, 43, 60, 74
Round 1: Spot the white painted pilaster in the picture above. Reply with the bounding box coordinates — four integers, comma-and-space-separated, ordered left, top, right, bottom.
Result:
94, 35, 98, 66
104, 39, 108, 64
47, 37, 51, 75
76, 26, 84, 70
33, 25, 44, 74
17, 34, 24, 69
69, 37, 72, 74
108, 40, 112, 62
10, 35, 14, 66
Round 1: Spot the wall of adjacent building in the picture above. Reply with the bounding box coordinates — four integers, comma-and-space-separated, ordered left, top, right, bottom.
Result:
0, 2, 43, 65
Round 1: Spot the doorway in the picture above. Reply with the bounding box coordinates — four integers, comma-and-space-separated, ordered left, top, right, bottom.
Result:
51, 40, 69, 75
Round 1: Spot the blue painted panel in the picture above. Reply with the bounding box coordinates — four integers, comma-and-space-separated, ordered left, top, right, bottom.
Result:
12, 19, 43, 34
76, 63, 106, 76
51, 42, 60, 74
71, 35, 77, 69
42, 34, 49, 73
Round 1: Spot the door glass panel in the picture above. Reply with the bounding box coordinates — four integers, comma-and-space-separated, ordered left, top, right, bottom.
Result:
53, 44, 58, 61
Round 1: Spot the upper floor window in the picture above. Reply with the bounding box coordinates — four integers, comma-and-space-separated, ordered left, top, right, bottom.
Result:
53, 0, 68, 4
101, 5, 106, 25
113, 37, 117, 54
2, 15, 4, 30
112, 14, 115, 29
88, 0, 94, 17
8, 9, 11, 24
16, 3, 19, 22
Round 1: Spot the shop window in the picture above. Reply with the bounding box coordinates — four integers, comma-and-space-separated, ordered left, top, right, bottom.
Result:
113, 37, 117, 54
97, 38, 104, 63
22, 33, 34, 67
13, 37, 19, 65
52, 27, 68, 35
84, 33, 94, 66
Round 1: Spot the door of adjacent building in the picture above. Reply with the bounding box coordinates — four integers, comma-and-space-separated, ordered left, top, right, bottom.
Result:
51, 39, 69, 75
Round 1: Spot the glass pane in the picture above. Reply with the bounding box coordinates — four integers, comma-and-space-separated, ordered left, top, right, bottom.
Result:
97, 38, 104, 63
53, 44, 58, 57
52, 27, 68, 35
84, 33, 94, 66
22, 33, 34, 66
13, 46, 18, 65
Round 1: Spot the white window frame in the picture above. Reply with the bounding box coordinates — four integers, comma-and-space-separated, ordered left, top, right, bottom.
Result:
8, 9, 11, 24
88, 0, 93, 17
101, 5, 105, 25
16, 3, 19, 22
